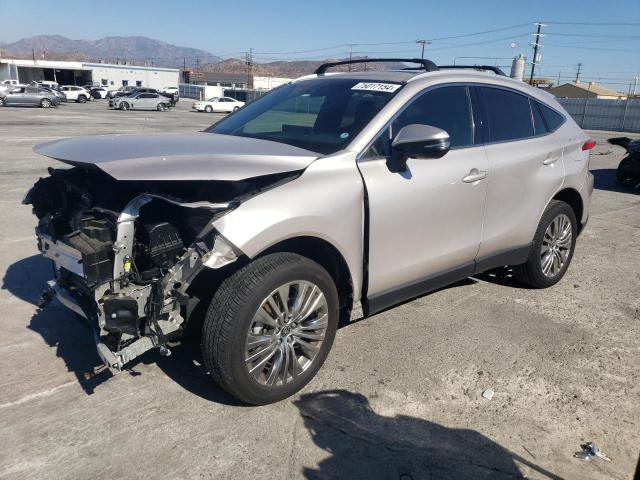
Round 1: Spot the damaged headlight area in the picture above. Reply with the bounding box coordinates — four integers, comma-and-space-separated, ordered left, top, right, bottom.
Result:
25, 166, 287, 371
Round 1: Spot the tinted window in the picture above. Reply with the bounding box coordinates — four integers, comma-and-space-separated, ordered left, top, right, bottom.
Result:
480, 87, 533, 142
392, 86, 473, 148
530, 99, 548, 136
208, 78, 401, 155
537, 102, 565, 132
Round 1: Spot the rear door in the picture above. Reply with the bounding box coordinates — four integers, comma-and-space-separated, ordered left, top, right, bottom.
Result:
475, 86, 565, 262
358, 85, 488, 310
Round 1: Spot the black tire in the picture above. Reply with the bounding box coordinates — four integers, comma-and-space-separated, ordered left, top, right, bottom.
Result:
40, 98, 52, 109
0, 97, 5, 107
77, 95, 87, 103
157, 103, 166, 112
233, 106, 240, 112
616, 158, 639, 187
205, 105, 213, 113
513, 200, 577, 288
202, 253, 339, 405
120, 102, 129, 111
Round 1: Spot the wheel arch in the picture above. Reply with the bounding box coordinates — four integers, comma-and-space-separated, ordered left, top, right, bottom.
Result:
551, 187, 584, 234
183, 235, 354, 330
257, 236, 354, 323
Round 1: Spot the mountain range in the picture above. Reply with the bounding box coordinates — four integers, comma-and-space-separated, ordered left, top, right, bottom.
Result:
2, 35, 220, 66
2, 35, 399, 77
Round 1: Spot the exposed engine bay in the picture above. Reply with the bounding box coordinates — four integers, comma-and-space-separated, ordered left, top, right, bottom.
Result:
27, 166, 297, 370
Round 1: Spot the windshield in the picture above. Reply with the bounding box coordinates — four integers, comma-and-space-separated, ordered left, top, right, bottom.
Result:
206, 97, 220, 102
206, 78, 402, 154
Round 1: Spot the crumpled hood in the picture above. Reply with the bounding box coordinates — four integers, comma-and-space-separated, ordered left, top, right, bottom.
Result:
34, 133, 319, 181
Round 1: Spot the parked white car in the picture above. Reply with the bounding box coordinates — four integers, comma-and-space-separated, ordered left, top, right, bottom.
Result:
192, 97, 244, 113
60, 85, 90, 103
0, 79, 19, 93
90, 87, 109, 99
161, 86, 179, 96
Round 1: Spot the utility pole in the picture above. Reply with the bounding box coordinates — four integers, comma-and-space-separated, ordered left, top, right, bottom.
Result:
557, 71, 561, 87
632, 76, 638, 96
347, 44, 353, 71
245, 48, 253, 89
183, 57, 186, 82
574, 62, 582, 83
528, 22, 545, 85
415, 40, 430, 60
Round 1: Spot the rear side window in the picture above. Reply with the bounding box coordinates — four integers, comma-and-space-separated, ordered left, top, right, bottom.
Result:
530, 99, 548, 136
392, 86, 474, 148
480, 87, 533, 142
537, 102, 565, 132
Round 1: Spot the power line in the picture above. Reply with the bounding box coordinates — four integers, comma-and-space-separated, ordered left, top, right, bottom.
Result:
542, 21, 640, 26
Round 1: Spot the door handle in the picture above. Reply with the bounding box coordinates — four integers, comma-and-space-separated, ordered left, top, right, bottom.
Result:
543, 157, 559, 165
462, 169, 488, 183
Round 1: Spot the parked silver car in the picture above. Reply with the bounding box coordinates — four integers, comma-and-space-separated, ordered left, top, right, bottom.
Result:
24, 59, 594, 404
0, 85, 60, 108
108, 92, 171, 111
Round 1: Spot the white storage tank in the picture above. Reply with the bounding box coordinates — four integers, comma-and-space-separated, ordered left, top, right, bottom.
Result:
510, 54, 526, 81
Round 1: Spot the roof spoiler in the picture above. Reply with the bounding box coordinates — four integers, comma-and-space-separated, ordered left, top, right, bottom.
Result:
315, 58, 438, 75
438, 65, 507, 76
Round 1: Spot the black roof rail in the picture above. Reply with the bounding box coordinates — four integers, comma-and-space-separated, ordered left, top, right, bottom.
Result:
437, 65, 507, 76
315, 58, 438, 75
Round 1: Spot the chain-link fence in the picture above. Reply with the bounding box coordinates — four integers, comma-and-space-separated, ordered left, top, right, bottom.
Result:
557, 98, 640, 133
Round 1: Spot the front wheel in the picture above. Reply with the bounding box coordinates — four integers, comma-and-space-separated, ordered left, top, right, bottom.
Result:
202, 253, 339, 405
120, 102, 129, 111
77, 95, 87, 103
204, 105, 213, 113
513, 200, 577, 288
40, 98, 52, 108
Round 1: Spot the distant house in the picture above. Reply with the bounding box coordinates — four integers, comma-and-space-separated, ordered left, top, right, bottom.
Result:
548, 81, 626, 100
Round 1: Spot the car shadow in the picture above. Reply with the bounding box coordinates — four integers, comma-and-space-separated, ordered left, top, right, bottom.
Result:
293, 389, 562, 480
591, 168, 637, 194
1, 254, 242, 403
473, 266, 535, 290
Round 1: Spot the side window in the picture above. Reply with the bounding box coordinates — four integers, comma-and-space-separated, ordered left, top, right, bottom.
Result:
136, 81, 142, 87
537, 102, 565, 132
480, 87, 533, 142
392, 86, 474, 148
122, 80, 128, 86
530, 99, 548, 136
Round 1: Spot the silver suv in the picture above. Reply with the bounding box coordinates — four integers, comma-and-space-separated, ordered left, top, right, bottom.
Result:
25, 59, 594, 405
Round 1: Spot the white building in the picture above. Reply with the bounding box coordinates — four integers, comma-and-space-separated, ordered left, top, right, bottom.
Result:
0, 58, 179, 89
253, 76, 292, 90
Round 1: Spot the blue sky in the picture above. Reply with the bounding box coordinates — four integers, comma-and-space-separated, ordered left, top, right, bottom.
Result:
1, 0, 639, 91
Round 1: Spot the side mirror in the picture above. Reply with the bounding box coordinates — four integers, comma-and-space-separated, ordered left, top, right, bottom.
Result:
391, 124, 451, 160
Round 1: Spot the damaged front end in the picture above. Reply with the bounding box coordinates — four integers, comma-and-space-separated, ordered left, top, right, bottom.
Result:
25, 166, 291, 371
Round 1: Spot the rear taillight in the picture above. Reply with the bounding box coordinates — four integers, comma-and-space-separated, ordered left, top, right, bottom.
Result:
582, 139, 596, 151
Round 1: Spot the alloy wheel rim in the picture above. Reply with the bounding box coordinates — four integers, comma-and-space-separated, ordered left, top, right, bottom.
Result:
244, 280, 328, 387
540, 213, 572, 277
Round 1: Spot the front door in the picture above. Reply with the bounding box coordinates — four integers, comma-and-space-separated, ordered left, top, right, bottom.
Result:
358, 85, 488, 312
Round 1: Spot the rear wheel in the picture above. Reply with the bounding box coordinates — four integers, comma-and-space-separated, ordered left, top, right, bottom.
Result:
202, 253, 339, 405
77, 95, 87, 103
40, 98, 52, 108
616, 158, 639, 187
513, 200, 577, 288
157, 103, 166, 112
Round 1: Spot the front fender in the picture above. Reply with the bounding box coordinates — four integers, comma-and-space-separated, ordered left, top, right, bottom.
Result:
213, 152, 365, 301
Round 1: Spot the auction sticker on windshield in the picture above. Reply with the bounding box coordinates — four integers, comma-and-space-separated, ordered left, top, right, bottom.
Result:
351, 82, 401, 93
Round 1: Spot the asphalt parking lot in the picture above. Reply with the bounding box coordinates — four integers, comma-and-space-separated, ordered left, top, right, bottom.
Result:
0, 99, 638, 480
